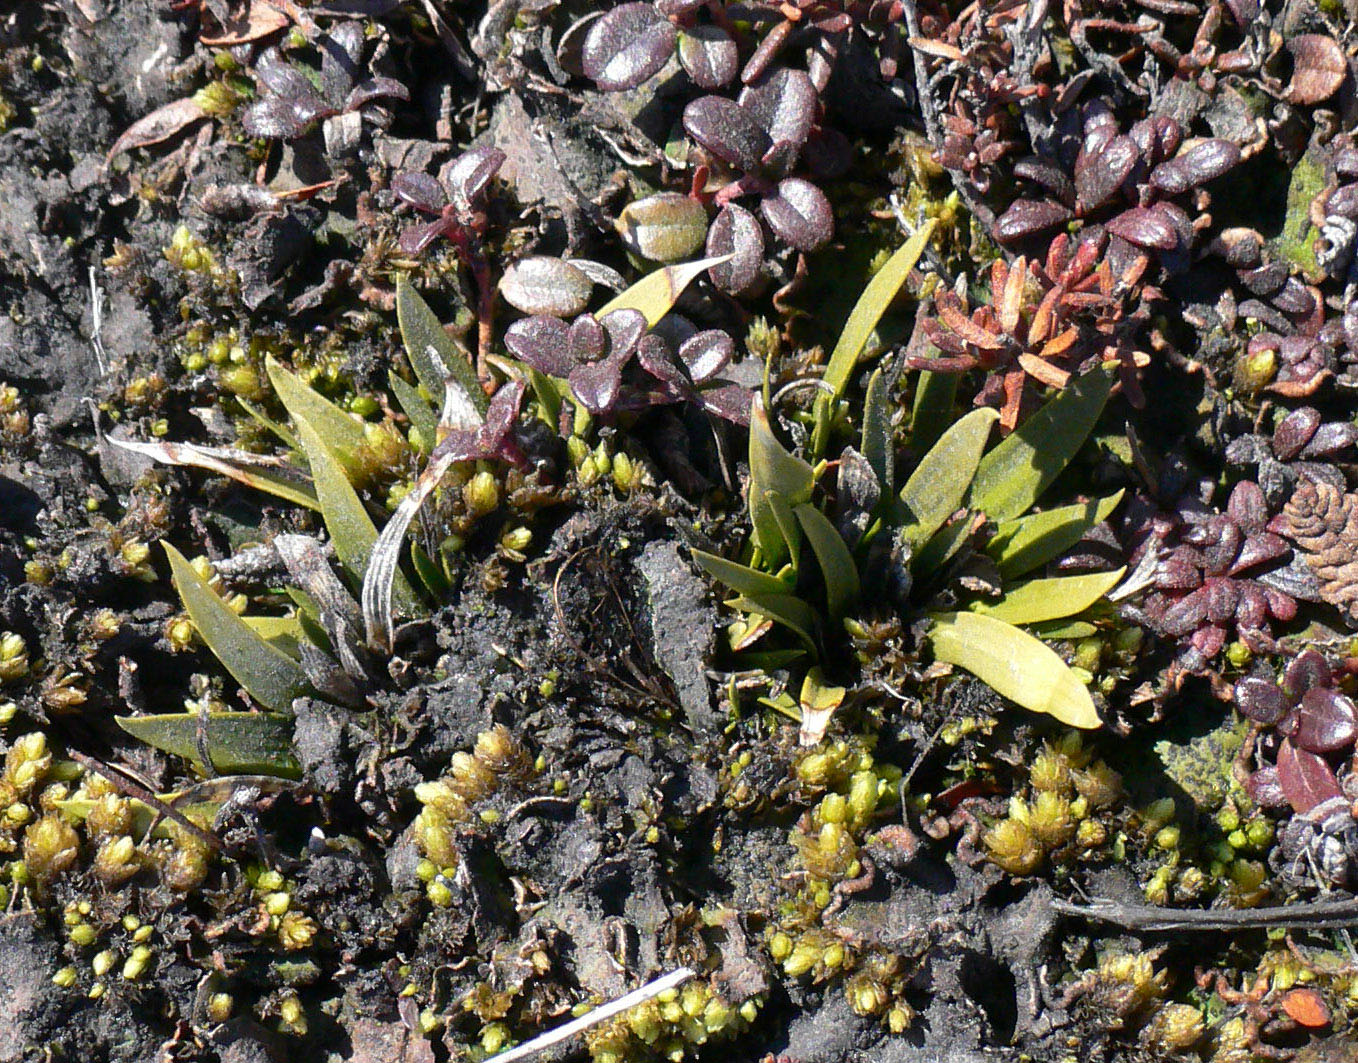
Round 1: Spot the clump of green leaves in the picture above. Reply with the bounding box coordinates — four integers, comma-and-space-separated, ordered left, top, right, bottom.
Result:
693, 231, 1123, 730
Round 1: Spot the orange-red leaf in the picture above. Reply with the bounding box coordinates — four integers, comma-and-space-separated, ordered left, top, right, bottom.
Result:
1281, 987, 1330, 1028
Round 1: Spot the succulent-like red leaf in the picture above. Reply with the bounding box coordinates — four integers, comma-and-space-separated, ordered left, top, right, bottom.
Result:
993, 199, 1072, 243
444, 145, 505, 208
1282, 650, 1332, 700
1074, 135, 1138, 211
1106, 207, 1177, 250
678, 330, 735, 382
1275, 738, 1343, 813
1273, 407, 1322, 461
391, 171, 444, 213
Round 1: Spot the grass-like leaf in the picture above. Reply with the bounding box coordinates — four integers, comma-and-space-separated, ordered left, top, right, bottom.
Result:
691, 548, 793, 599
117, 711, 301, 778
967, 568, 1125, 625
812, 220, 936, 458
596, 254, 730, 325
265, 357, 367, 480
969, 366, 1113, 523
910, 369, 958, 453
899, 407, 997, 551
728, 593, 819, 652
164, 542, 311, 713
749, 397, 814, 567
861, 368, 893, 496
987, 490, 1125, 578
396, 275, 487, 416
389, 370, 438, 450
928, 611, 1100, 729
795, 503, 860, 621
100, 433, 318, 510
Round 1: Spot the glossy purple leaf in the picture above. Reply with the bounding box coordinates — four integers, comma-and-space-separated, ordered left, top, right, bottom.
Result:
696, 381, 753, 425
568, 314, 608, 364
993, 199, 1073, 243
437, 378, 526, 466
557, 11, 604, 77
1014, 156, 1075, 205
1150, 139, 1240, 194
344, 77, 409, 112
1276, 738, 1343, 814
444, 145, 505, 208
1273, 407, 1322, 461
1235, 675, 1290, 725
242, 97, 321, 140
1293, 687, 1358, 752
684, 95, 772, 171
1106, 207, 1177, 250
1238, 262, 1288, 296
1159, 587, 1209, 636
803, 125, 852, 179
319, 21, 366, 99
1074, 135, 1138, 211
678, 25, 738, 90
391, 171, 444, 213
706, 203, 765, 294
1302, 421, 1358, 457
504, 315, 576, 376
636, 334, 687, 393
760, 177, 832, 252
1229, 532, 1289, 575
254, 48, 320, 102
1245, 764, 1287, 808
569, 355, 626, 414
1226, 481, 1268, 532
398, 219, 448, 256
1271, 277, 1316, 316
1206, 578, 1241, 622
739, 69, 817, 150
582, 3, 678, 91
600, 309, 648, 359
678, 330, 735, 382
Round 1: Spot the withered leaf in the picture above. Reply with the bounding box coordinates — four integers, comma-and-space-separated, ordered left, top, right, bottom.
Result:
199, 0, 290, 46
106, 97, 208, 164
1285, 34, 1347, 106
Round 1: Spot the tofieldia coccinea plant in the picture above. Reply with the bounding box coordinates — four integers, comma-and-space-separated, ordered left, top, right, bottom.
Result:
242, 22, 408, 154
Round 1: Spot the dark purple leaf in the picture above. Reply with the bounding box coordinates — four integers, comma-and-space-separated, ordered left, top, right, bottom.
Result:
1283, 650, 1333, 700
600, 309, 647, 359
1293, 688, 1358, 752
1235, 675, 1290, 725
657, 0, 706, 15
678, 25, 738, 90
254, 48, 320, 102
1074, 135, 1138, 211
242, 97, 323, 140
678, 330, 735, 382
444, 146, 506, 208
636, 334, 687, 393
1150, 139, 1240, 194
1273, 407, 1322, 460
319, 21, 366, 100
568, 314, 607, 364
399, 219, 448, 256
1276, 738, 1343, 813
344, 77, 410, 112
1239, 263, 1288, 296
803, 125, 852, 179
1158, 587, 1209, 636
1302, 421, 1358, 457
1245, 765, 1287, 808
504, 315, 576, 376
1156, 556, 1202, 590
1230, 532, 1289, 575
582, 3, 677, 91
569, 356, 626, 414
1206, 578, 1241, 622
1014, 156, 1075, 205
1226, 481, 1268, 532
706, 203, 765, 294
683, 96, 772, 171
1327, 183, 1358, 220
557, 11, 604, 77
760, 177, 832, 252
391, 171, 444, 213
993, 199, 1072, 243
697, 381, 753, 425
1106, 207, 1177, 250
739, 69, 817, 150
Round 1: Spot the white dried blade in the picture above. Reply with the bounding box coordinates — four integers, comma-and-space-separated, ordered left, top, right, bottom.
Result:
360, 450, 456, 652
486, 968, 696, 1063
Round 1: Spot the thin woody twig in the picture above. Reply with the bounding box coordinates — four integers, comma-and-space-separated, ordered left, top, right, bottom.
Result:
68, 749, 223, 853
1052, 895, 1358, 932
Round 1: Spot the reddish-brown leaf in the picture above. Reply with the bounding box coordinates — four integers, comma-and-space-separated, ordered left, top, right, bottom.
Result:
1286, 34, 1347, 105
1275, 738, 1343, 813
106, 98, 208, 163
199, 0, 290, 46
1281, 988, 1330, 1028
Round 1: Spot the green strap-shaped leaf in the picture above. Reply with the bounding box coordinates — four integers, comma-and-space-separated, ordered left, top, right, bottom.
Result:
969, 366, 1113, 522
987, 490, 1125, 578
596, 254, 730, 326
728, 593, 819, 652
899, 407, 998, 550
395, 275, 487, 416
822, 221, 937, 400
928, 611, 1101, 729
117, 711, 301, 778
812, 221, 937, 459
388, 371, 438, 450
691, 548, 794, 599
289, 410, 421, 615
165, 542, 311, 713
265, 357, 367, 480
967, 568, 1125, 625
749, 397, 814, 567
861, 368, 894, 496
794, 503, 860, 621
910, 369, 958, 453
911, 512, 977, 578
